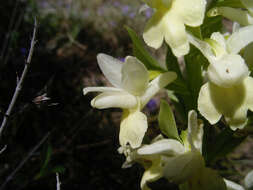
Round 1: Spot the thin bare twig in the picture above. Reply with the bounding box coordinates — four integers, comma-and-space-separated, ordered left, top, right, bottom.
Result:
56, 173, 61, 190
0, 132, 50, 190
0, 145, 7, 154
0, 18, 38, 137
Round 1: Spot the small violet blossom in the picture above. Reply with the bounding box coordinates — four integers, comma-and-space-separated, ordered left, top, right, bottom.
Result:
120, 110, 228, 190
142, 0, 206, 57
208, 0, 253, 26
188, 25, 253, 130
83, 54, 176, 148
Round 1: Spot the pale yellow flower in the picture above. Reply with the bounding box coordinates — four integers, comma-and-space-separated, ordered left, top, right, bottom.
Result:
83, 53, 176, 148
120, 111, 226, 190
142, 0, 206, 57
188, 26, 253, 130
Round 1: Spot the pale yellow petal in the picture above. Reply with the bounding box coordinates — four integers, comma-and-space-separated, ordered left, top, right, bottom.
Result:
121, 56, 149, 96
207, 54, 249, 87
198, 83, 222, 125
227, 25, 253, 54
140, 159, 163, 190
245, 76, 253, 111
119, 111, 148, 148
143, 11, 165, 49
141, 71, 177, 107
187, 110, 203, 153
163, 14, 189, 57
172, 0, 206, 27
137, 139, 185, 156
225, 179, 245, 190
91, 91, 137, 109
83, 87, 122, 96
97, 53, 123, 88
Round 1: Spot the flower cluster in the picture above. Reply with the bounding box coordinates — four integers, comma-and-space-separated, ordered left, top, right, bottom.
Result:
83, 0, 253, 189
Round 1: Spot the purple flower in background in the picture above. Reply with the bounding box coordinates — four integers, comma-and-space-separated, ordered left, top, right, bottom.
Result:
145, 8, 152, 18
109, 21, 116, 27
97, 7, 105, 16
118, 57, 125, 62
113, 1, 120, 7
121, 5, 130, 15
129, 12, 136, 18
146, 99, 158, 112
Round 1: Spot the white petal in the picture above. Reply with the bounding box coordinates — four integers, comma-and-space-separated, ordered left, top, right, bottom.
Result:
121, 56, 149, 96
198, 83, 222, 124
207, 54, 249, 87
137, 139, 185, 156
187, 110, 203, 153
141, 71, 177, 107
187, 33, 214, 59
172, 0, 206, 27
119, 111, 148, 148
163, 14, 189, 57
245, 76, 253, 112
227, 25, 253, 54
244, 170, 253, 190
143, 11, 165, 49
91, 91, 137, 109
225, 179, 245, 190
83, 86, 122, 95
208, 7, 253, 26
97, 53, 123, 88
210, 32, 227, 52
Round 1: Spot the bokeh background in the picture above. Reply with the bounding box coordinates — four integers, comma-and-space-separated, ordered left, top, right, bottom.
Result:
0, 0, 253, 190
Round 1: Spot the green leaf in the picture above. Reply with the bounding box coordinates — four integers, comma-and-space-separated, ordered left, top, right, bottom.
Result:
204, 127, 246, 164
215, 0, 244, 8
125, 26, 164, 71
184, 45, 204, 110
51, 166, 66, 173
158, 100, 181, 142
201, 16, 223, 39
34, 145, 53, 180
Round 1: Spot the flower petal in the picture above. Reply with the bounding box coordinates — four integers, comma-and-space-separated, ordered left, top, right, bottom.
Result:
245, 76, 253, 111
187, 110, 203, 153
224, 106, 248, 130
207, 54, 249, 87
208, 7, 253, 26
210, 32, 227, 52
97, 53, 123, 88
143, 11, 165, 49
163, 151, 204, 184
140, 159, 163, 190
137, 139, 185, 156
83, 86, 122, 95
225, 179, 245, 190
198, 83, 222, 125
121, 56, 149, 96
187, 33, 214, 59
172, 0, 206, 27
119, 110, 148, 148
227, 25, 253, 54
91, 91, 137, 109
163, 14, 189, 57
141, 71, 177, 107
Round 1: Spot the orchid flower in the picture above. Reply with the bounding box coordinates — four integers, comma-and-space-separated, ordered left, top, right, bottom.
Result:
83, 53, 176, 148
120, 110, 226, 190
208, 0, 253, 26
187, 26, 253, 130
142, 0, 206, 57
